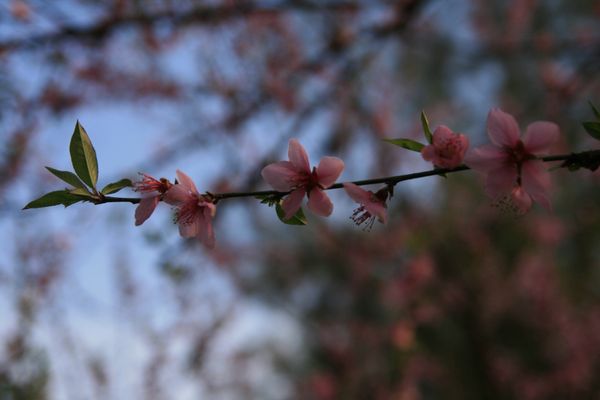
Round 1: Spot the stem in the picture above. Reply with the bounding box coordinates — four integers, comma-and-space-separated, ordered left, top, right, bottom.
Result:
97, 196, 141, 204
94, 152, 593, 205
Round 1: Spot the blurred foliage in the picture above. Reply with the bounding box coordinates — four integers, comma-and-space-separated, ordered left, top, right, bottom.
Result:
246, 174, 600, 399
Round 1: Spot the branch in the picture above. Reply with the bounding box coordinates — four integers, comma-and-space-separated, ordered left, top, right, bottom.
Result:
0, 1, 361, 52
95, 151, 599, 205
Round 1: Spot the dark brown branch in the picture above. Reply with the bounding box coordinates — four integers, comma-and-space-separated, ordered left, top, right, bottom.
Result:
95, 151, 598, 205
0, 1, 361, 52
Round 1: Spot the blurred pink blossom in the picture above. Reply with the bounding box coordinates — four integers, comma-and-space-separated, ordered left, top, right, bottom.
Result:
261, 139, 344, 219
163, 170, 216, 248
421, 125, 469, 169
465, 108, 559, 213
133, 173, 172, 226
343, 183, 388, 229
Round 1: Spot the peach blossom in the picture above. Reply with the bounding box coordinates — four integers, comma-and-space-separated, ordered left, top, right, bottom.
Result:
421, 125, 469, 169
343, 183, 388, 230
261, 139, 344, 219
163, 170, 216, 248
465, 108, 559, 213
133, 173, 172, 226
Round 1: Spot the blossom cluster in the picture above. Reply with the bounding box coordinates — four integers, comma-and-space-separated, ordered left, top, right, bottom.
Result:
127, 108, 561, 248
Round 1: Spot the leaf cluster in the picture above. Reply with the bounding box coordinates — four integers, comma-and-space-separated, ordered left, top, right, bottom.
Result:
23, 122, 132, 209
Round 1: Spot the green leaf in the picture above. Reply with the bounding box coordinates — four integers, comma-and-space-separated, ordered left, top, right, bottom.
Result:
420, 110, 433, 144
101, 178, 133, 195
275, 203, 307, 225
23, 190, 84, 209
589, 101, 600, 121
383, 138, 425, 152
45, 167, 87, 189
69, 187, 94, 197
69, 121, 98, 189
583, 121, 600, 140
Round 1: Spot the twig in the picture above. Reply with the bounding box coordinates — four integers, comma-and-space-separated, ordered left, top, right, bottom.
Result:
94, 151, 597, 205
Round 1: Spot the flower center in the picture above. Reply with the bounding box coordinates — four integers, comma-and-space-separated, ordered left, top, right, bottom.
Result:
505, 140, 537, 186
491, 186, 530, 215
508, 140, 533, 165
294, 167, 322, 192
492, 195, 522, 215
438, 137, 462, 159
135, 174, 171, 194
350, 205, 376, 231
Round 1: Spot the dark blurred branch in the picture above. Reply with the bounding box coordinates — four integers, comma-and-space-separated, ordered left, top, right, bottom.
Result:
0, 1, 361, 52
130, 0, 427, 175
370, 0, 425, 38
4, 0, 428, 188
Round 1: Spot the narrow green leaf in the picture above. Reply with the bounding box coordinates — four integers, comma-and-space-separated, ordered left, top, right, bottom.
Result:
420, 111, 433, 144
69, 121, 98, 189
69, 187, 94, 197
583, 121, 600, 140
45, 166, 87, 189
589, 101, 600, 121
383, 138, 425, 152
101, 178, 133, 195
275, 203, 307, 225
23, 190, 84, 209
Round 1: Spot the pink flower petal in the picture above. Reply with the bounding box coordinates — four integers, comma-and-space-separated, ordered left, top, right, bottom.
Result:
199, 210, 216, 248
307, 188, 333, 217
521, 160, 551, 210
202, 202, 217, 218
420, 145, 436, 163
458, 134, 470, 154
344, 183, 387, 224
365, 201, 387, 224
343, 183, 371, 204
288, 139, 310, 172
261, 161, 298, 191
135, 196, 159, 226
422, 127, 469, 169
178, 213, 200, 238
176, 170, 199, 194
511, 186, 533, 214
464, 145, 509, 173
485, 166, 517, 199
316, 156, 344, 188
487, 108, 520, 148
163, 184, 191, 205
432, 125, 454, 144
281, 188, 306, 219
522, 121, 559, 154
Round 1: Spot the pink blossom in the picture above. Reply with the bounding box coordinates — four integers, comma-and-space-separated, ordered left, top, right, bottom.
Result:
465, 108, 559, 213
163, 170, 217, 248
133, 173, 172, 226
261, 139, 344, 219
421, 125, 469, 169
343, 183, 388, 230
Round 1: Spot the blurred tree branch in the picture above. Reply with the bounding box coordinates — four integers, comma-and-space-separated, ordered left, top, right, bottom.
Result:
0, 1, 365, 52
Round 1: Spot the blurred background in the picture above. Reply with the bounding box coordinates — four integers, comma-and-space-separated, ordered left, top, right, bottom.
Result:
2, 0, 600, 399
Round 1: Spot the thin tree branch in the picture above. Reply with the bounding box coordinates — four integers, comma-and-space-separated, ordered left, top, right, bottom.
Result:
93, 151, 599, 205
0, 1, 361, 52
